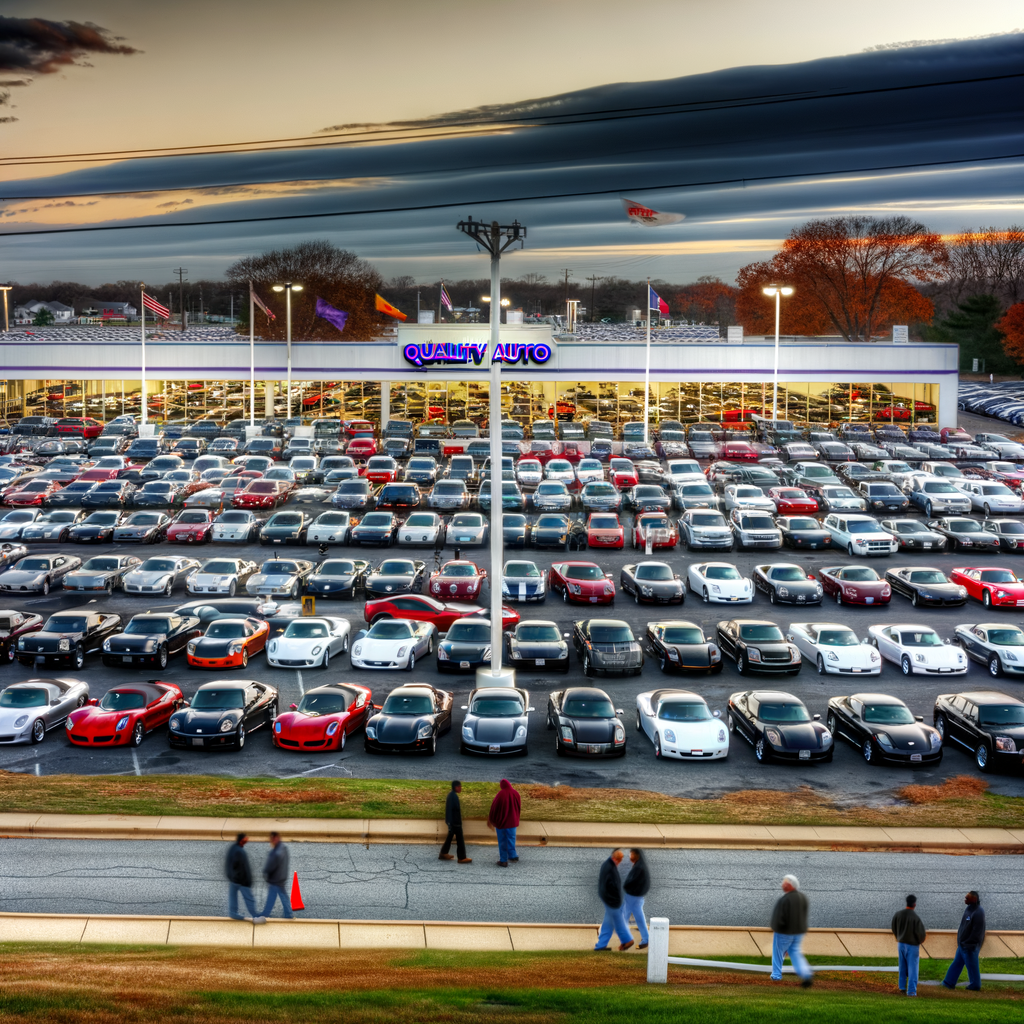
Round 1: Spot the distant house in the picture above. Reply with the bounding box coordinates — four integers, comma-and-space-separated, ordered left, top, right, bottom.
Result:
81, 300, 137, 319
13, 300, 76, 323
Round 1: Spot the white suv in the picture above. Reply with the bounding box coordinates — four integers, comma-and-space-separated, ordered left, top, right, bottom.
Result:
823, 513, 898, 556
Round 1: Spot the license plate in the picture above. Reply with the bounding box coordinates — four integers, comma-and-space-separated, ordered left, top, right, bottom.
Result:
460, 661, 470, 669
489, 744, 501, 753
192, 738, 203, 747
458, 536, 470, 542
582, 743, 601, 753
590, 596, 599, 603
1017, 600, 1024, 607
866, 597, 874, 604
853, 667, 862, 672
923, 543, 932, 549
122, 655, 132, 663
690, 749, 703, 756
729, 596, 738, 601
536, 658, 545, 666
910, 753, 922, 762
799, 750, 811, 759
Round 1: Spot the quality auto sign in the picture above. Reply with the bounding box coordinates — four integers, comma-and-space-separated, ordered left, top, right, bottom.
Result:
403, 339, 552, 368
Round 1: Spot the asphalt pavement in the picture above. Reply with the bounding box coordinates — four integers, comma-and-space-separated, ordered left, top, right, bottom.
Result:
1, 500, 1023, 801
0, 838, 1017, 929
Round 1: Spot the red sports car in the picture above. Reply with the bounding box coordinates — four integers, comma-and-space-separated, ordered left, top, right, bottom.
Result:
609, 458, 639, 489
949, 566, 1024, 608
4, 479, 64, 506
819, 565, 892, 606
273, 682, 374, 752
631, 512, 679, 550
232, 480, 290, 509
56, 417, 104, 439
428, 560, 486, 599
769, 487, 820, 514
166, 509, 215, 543
548, 561, 616, 604
186, 616, 271, 669
364, 593, 519, 631
347, 438, 378, 460
75, 467, 120, 483
65, 680, 185, 747
587, 513, 624, 549
715, 440, 760, 462
361, 455, 398, 483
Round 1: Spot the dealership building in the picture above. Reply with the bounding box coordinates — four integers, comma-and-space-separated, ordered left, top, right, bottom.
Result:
0, 322, 958, 430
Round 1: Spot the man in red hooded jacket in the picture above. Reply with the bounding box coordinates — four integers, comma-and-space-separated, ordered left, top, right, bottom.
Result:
487, 779, 521, 867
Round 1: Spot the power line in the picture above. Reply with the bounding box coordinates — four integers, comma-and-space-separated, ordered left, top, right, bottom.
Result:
0, 149, 1019, 240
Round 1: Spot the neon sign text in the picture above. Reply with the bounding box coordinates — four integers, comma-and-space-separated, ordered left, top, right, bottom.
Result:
403, 340, 552, 368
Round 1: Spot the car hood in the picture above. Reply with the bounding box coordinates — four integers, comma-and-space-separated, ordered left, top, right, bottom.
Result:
763, 721, 828, 749
439, 641, 488, 659
107, 633, 166, 650
309, 573, 356, 585
366, 575, 416, 591
124, 571, 173, 584
769, 579, 820, 594
116, 526, 158, 536
353, 523, 391, 533
666, 644, 713, 666
193, 638, 236, 654
566, 717, 617, 742
870, 722, 937, 750
272, 636, 334, 655
23, 525, 69, 538
0, 571, 46, 585
0, 706, 48, 728
191, 572, 240, 584
511, 640, 566, 657
21, 629, 87, 648
464, 714, 525, 742
0, 526, 27, 539
356, 637, 410, 656
174, 707, 243, 732
72, 524, 114, 535
275, 710, 347, 737
250, 573, 295, 587
372, 713, 430, 741
656, 717, 723, 740
634, 579, 683, 594
64, 570, 116, 583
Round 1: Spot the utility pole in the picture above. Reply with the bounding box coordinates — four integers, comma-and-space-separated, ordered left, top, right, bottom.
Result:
560, 268, 573, 303
173, 268, 188, 332
586, 275, 603, 322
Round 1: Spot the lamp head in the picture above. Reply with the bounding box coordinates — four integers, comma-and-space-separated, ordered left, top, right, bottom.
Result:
291, 284, 303, 292
780, 287, 794, 296
272, 285, 284, 292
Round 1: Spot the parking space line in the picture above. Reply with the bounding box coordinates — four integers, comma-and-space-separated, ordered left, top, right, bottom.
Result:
296, 670, 304, 696
131, 751, 141, 776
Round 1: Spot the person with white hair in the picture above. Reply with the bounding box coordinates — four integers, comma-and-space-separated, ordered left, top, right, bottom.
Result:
769, 874, 813, 986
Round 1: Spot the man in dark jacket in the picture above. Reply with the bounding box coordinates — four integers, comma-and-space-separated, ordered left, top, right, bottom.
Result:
439, 780, 472, 864
891, 894, 926, 996
769, 874, 812, 985
225, 833, 256, 921
942, 891, 986, 991
623, 849, 651, 950
594, 849, 633, 952
255, 832, 293, 923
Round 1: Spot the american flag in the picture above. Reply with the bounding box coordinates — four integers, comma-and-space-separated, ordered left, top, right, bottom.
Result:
251, 285, 276, 321
440, 282, 453, 311
142, 292, 170, 319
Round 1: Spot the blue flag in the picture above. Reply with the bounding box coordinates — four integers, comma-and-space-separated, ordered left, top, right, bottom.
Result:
315, 297, 349, 333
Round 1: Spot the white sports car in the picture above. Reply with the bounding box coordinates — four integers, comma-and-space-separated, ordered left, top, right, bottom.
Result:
0, 510, 41, 541
266, 615, 351, 669
186, 558, 258, 597
635, 687, 729, 760
686, 562, 753, 604
398, 511, 443, 546
212, 510, 261, 543
544, 459, 577, 484
306, 511, 354, 544
0, 677, 90, 745
786, 622, 882, 676
722, 485, 775, 512
245, 558, 315, 598
122, 556, 201, 596
575, 459, 605, 485
868, 623, 968, 676
501, 560, 547, 602
350, 617, 437, 671
446, 512, 488, 547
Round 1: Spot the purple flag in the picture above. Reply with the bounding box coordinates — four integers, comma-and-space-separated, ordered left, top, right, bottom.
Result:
315, 297, 349, 334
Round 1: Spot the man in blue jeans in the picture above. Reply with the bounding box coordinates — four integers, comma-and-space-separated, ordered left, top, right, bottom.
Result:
254, 832, 293, 924
942, 891, 986, 991
769, 874, 812, 986
224, 833, 256, 921
891, 894, 926, 996
595, 849, 634, 951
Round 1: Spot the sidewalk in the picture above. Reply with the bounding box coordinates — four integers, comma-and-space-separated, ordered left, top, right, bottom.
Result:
0, 911, 1021, 956
1, 812, 1021, 852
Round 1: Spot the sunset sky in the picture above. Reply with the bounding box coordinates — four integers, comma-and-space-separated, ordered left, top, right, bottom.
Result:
0, 1, 1021, 284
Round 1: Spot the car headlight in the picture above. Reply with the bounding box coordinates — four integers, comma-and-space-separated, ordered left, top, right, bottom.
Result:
874, 731, 894, 750
826, 650, 839, 662
220, 720, 235, 733
710, 583, 720, 593
870, 649, 880, 662
365, 725, 376, 740
352, 643, 362, 657
514, 725, 527, 741
997, 590, 1008, 598
614, 725, 625, 744
560, 726, 574, 743
929, 730, 942, 749
709, 643, 721, 662
116, 715, 130, 732
663, 728, 676, 744
462, 724, 474, 741
815, 584, 823, 594
268, 640, 277, 653
274, 721, 282, 733
169, 716, 183, 730
995, 736, 1017, 753
326, 722, 339, 736
777, 586, 789, 598
187, 642, 197, 654
417, 723, 433, 739
764, 728, 781, 746
311, 645, 323, 656
14, 715, 28, 728
718, 728, 727, 743
1003, 650, 1018, 662
102, 639, 112, 651
501, 581, 510, 594
956, 653, 964, 664
746, 648, 761, 662
397, 645, 408, 657
820, 729, 832, 746
66, 717, 74, 731
914, 653, 926, 662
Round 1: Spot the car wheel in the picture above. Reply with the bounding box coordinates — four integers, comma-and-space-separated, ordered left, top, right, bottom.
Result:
901, 655, 912, 676
31, 718, 45, 744
702, 586, 709, 603
164, 579, 173, 596
341, 634, 349, 654
241, 648, 248, 668
291, 582, 299, 598
984, 503, 992, 517
659, 654, 668, 672
158, 645, 168, 669
989, 655, 1002, 677
817, 655, 826, 675
105, 580, 114, 596
826, 711, 837, 734
911, 591, 919, 608
42, 578, 50, 595
754, 736, 770, 763
427, 636, 434, 654
321, 648, 330, 669
925, 501, 933, 518
847, 543, 854, 557
583, 653, 593, 676
556, 735, 565, 756
73, 645, 84, 670
835, 590, 843, 605
562, 587, 569, 603
736, 653, 746, 674
236, 725, 246, 749
407, 651, 416, 672
130, 721, 145, 747
228, 581, 237, 597
634, 589, 640, 605
862, 738, 877, 764
982, 590, 991, 608
935, 713, 947, 740
5, 644, 14, 663
769, 588, 776, 605
975, 743, 992, 772
654, 733, 662, 758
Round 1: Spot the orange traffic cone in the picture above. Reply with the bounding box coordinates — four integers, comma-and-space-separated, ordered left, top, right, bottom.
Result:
290, 871, 305, 911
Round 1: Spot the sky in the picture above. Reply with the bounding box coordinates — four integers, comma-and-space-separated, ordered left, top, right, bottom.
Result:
0, 1, 1022, 286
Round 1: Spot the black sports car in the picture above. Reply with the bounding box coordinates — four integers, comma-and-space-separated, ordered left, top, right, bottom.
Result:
644, 619, 722, 673
259, 510, 311, 545
776, 516, 832, 550
884, 566, 968, 608
505, 619, 570, 672
364, 683, 453, 755
715, 620, 802, 675
80, 479, 136, 508
305, 558, 370, 599
376, 483, 422, 511
933, 689, 1024, 772
751, 563, 823, 605
624, 484, 672, 513
503, 514, 530, 547
727, 689, 833, 763
68, 511, 127, 543
532, 514, 571, 549
62, 554, 141, 594
16, 608, 122, 669
826, 692, 942, 765
113, 511, 171, 544
331, 479, 376, 510
981, 519, 1024, 553
547, 686, 626, 757
102, 611, 203, 668
168, 679, 279, 750
459, 685, 533, 756
880, 519, 947, 552
572, 618, 644, 676
926, 517, 1001, 553
436, 616, 491, 672
364, 558, 426, 597
350, 511, 400, 546
0, 609, 44, 663
619, 561, 684, 604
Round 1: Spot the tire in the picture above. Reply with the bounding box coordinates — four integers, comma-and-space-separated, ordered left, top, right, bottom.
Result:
769, 588, 776, 605
847, 543, 855, 557
862, 738, 877, 764
105, 580, 114, 596
727, 713, 736, 733
989, 655, 1002, 677
659, 655, 667, 672
975, 743, 992, 772
901, 655, 912, 676
702, 586, 709, 604
583, 653, 593, 677
911, 591, 919, 608
31, 718, 45, 744
73, 646, 84, 670
290, 582, 299, 599
158, 646, 168, 669
817, 655, 826, 675
983, 590, 991, 608
4, 644, 14, 663
342, 634, 349, 653
426, 734, 437, 756
427, 637, 434, 654
556, 736, 565, 756
654, 733, 662, 758
228, 581, 236, 597
241, 649, 248, 668
754, 736, 770, 763
984, 504, 991, 517
634, 589, 640, 605
925, 501, 933, 518
236, 725, 246, 749
562, 587, 569, 603
826, 712, 837, 734
164, 579, 173, 596
835, 590, 843, 605
130, 721, 144, 747
935, 713, 947, 741
42, 578, 50, 595
636, 709, 642, 731
407, 651, 416, 672
736, 653, 746, 675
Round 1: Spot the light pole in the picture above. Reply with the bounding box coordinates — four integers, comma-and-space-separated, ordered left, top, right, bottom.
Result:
762, 285, 793, 422
456, 217, 526, 687
272, 283, 303, 421
0, 286, 10, 333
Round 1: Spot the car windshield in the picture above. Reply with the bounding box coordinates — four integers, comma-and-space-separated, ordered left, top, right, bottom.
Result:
635, 564, 672, 581
705, 566, 741, 580
318, 561, 355, 576
471, 697, 523, 716
270, 514, 302, 526
360, 514, 392, 527
0, 687, 48, 707
839, 568, 878, 581
982, 485, 1015, 495
739, 624, 784, 641
980, 570, 1020, 583
125, 618, 170, 634
440, 564, 475, 577
758, 701, 811, 723
663, 626, 704, 644
217, 512, 249, 523
15, 558, 51, 571
770, 567, 805, 581
817, 629, 858, 646
566, 565, 602, 580
587, 483, 617, 494
382, 693, 433, 715
82, 558, 119, 571
368, 621, 413, 639
98, 690, 148, 711
261, 562, 297, 574
590, 516, 619, 529
893, 521, 928, 533
43, 616, 87, 632
505, 563, 540, 578
206, 622, 246, 638
537, 483, 566, 494
862, 703, 915, 724
741, 516, 775, 529
297, 691, 348, 714
129, 514, 161, 525
518, 624, 560, 642
201, 561, 238, 574
434, 483, 463, 494
923, 481, 957, 493
285, 621, 330, 638
692, 514, 725, 527
140, 559, 176, 571
997, 522, 1024, 534
379, 561, 415, 575
900, 630, 942, 646
536, 516, 566, 528
177, 512, 207, 523
191, 688, 245, 709
563, 698, 614, 718
681, 485, 713, 496
987, 628, 1024, 645
947, 521, 979, 533
979, 704, 1024, 726
447, 621, 490, 642
846, 521, 879, 534
589, 624, 633, 643
340, 482, 370, 494
909, 571, 947, 583
451, 515, 481, 527
866, 484, 900, 495
405, 514, 436, 527
660, 701, 711, 721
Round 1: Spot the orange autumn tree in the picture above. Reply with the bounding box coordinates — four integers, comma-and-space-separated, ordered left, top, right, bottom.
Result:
997, 302, 1024, 365
736, 216, 946, 340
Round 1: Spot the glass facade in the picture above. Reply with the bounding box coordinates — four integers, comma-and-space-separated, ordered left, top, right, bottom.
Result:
0, 378, 937, 428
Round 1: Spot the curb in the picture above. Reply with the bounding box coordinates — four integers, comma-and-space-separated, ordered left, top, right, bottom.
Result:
1, 813, 1022, 853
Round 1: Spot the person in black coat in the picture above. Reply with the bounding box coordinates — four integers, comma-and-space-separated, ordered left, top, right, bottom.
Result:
595, 849, 634, 952
623, 848, 651, 949
942, 891, 987, 991
439, 780, 472, 864
225, 833, 256, 921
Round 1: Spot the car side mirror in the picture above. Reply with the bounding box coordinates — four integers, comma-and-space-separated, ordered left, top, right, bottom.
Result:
289, 703, 298, 711
713, 709, 721, 718
615, 709, 624, 716
563, 632, 570, 638
862, 638, 870, 644
812, 713, 821, 721
460, 705, 469, 711
915, 715, 924, 722
527, 706, 536, 712
50, 698, 61, 706
88, 698, 98, 706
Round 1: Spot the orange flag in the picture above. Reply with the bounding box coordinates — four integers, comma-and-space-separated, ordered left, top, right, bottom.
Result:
375, 294, 407, 321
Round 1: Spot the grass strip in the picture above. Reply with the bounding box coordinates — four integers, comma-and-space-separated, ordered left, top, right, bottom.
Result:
1, 770, 1021, 829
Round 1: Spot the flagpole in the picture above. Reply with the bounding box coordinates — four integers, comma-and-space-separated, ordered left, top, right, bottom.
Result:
438, 280, 443, 323
140, 284, 147, 428
249, 280, 255, 427
644, 278, 651, 443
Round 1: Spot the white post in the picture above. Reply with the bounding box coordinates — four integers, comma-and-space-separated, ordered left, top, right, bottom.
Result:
139, 286, 147, 426
772, 290, 781, 423
644, 279, 651, 442
647, 917, 670, 983
249, 280, 256, 427
286, 287, 293, 422
488, 249, 504, 679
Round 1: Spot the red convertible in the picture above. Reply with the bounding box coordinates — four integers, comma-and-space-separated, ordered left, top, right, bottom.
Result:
819, 564, 892, 606
232, 480, 290, 509
768, 487, 819, 515
587, 513, 624, 549
166, 509, 215, 543
548, 561, 616, 605
949, 566, 1024, 608
364, 593, 519, 631
428, 560, 486, 599
65, 680, 185, 747
273, 682, 374, 752
631, 511, 679, 550
609, 459, 638, 489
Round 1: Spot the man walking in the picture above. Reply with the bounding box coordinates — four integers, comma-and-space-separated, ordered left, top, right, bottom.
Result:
439, 780, 472, 864
225, 833, 256, 921
255, 832, 293, 923
487, 779, 521, 867
623, 848, 650, 950
769, 874, 812, 986
595, 849, 634, 952
891, 894, 926, 996
942, 891, 986, 991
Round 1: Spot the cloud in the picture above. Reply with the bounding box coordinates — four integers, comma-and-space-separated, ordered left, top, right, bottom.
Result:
0, 16, 137, 76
